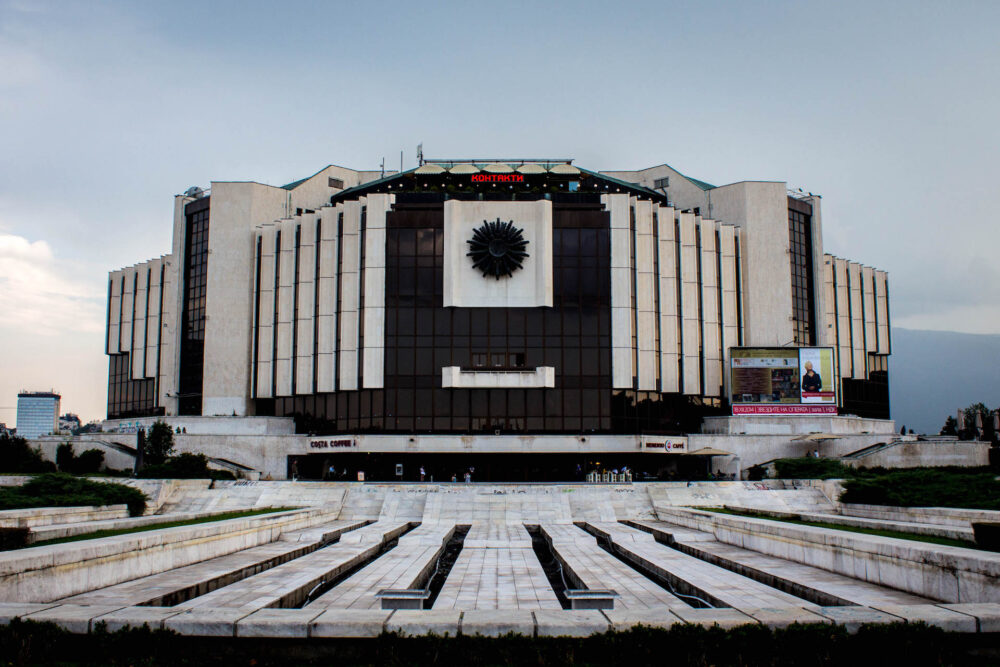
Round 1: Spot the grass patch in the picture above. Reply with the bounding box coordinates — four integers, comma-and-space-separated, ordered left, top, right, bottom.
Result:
22, 507, 296, 549
704, 507, 979, 549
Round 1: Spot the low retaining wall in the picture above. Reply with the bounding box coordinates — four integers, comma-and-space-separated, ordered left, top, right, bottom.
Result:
722, 506, 975, 542
843, 440, 990, 469
0, 508, 338, 603
840, 504, 1000, 528
0, 505, 129, 529
656, 507, 1000, 604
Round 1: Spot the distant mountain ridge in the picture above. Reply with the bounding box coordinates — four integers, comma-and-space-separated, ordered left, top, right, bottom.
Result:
889, 328, 1000, 435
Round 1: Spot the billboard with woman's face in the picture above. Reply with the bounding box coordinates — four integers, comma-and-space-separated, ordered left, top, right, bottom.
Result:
730, 347, 836, 414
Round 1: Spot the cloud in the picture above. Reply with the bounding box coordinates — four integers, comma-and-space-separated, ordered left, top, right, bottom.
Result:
0, 232, 105, 335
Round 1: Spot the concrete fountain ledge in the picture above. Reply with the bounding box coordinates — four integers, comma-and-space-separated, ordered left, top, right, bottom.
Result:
1, 602, 999, 637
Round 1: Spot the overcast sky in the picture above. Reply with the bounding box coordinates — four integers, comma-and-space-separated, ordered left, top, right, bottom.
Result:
1, 0, 998, 424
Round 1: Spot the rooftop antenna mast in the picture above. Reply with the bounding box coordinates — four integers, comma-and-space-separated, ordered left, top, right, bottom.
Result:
380, 157, 386, 178
417, 143, 424, 166
400, 150, 403, 174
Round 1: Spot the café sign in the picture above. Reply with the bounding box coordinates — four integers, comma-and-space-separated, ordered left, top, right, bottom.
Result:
309, 438, 356, 450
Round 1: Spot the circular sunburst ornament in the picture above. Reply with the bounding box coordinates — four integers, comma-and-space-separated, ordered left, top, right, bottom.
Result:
466, 218, 530, 279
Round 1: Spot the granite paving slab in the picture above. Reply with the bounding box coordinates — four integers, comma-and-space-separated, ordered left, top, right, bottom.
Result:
671, 607, 757, 628
534, 610, 610, 636
870, 604, 978, 632
937, 603, 1000, 632
92, 606, 187, 631
461, 609, 535, 637
812, 605, 905, 633
163, 607, 255, 637
23, 604, 126, 633
603, 608, 684, 631
311, 609, 394, 637
236, 608, 325, 638
388, 610, 463, 636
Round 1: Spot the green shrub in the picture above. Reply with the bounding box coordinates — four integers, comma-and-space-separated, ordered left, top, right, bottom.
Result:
773, 457, 852, 480
56, 442, 75, 472
841, 467, 1000, 510
56, 444, 106, 474
138, 453, 234, 480
0, 473, 146, 517
0, 527, 29, 549
0, 432, 56, 473
74, 449, 105, 474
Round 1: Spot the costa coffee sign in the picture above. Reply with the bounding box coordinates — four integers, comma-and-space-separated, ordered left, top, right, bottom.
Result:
309, 438, 356, 450
471, 174, 525, 183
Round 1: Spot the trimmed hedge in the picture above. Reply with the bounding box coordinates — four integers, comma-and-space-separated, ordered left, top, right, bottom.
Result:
0, 473, 146, 517
0, 618, 990, 666
841, 467, 1000, 510
773, 457, 852, 480
137, 453, 234, 480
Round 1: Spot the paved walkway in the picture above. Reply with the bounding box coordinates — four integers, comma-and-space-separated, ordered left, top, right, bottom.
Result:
308, 523, 457, 610
434, 523, 560, 610
60, 520, 368, 607
539, 524, 689, 610
176, 521, 410, 611
629, 520, 930, 607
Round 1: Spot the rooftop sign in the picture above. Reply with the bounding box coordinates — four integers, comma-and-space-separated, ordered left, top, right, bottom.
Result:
471, 174, 525, 183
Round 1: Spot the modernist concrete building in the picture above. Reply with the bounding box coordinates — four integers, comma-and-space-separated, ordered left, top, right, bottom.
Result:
104, 159, 892, 479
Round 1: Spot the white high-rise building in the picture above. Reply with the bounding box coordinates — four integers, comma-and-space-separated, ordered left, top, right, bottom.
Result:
16, 392, 61, 439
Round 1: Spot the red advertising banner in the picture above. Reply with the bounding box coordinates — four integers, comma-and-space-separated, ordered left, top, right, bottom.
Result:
732, 405, 837, 415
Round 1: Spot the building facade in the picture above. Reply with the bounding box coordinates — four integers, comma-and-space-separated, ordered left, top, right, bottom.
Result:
16, 392, 60, 439
104, 159, 891, 476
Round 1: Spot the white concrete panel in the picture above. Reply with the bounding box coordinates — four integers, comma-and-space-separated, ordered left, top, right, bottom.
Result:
295, 218, 317, 395
603, 194, 633, 389
442, 199, 553, 308
144, 260, 163, 380
255, 229, 276, 399
338, 201, 361, 391
159, 195, 190, 416
700, 222, 722, 397
315, 206, 339, 393
862, 266, 876, 358
130, 266, 148, 380
120, 269, 134, 362
820, 256, 836, 347
362, 194, 392, 389
719, 225, 738, 399
273, 220, 296, 397
634, 200, 656, 391
706, 181, 793, 347
875, 270, 890, 355
848, 262, 865, 379
834, 258, 852, 379
107, 271, 122, 355
679, 214, 700, 395
202, 182, 289, 416
656, 208, 679, 393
